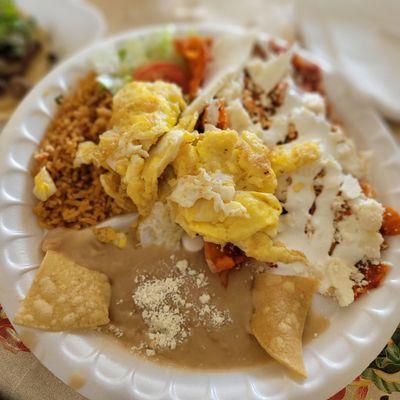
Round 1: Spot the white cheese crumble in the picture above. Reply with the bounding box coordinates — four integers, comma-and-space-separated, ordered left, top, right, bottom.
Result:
108, 324, 124, 338
169, 168, 247, 218
133, 276, 185, 350
321, 258, 360, 307
302, 92, 326, 115
340, 175, 362, 200
131, 259, 230, 354
246, 51, 291, 95
225, 99, 255, 133
199, 293, 210, 304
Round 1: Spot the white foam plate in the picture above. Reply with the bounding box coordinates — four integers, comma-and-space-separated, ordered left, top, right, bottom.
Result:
0, 24, 399, 400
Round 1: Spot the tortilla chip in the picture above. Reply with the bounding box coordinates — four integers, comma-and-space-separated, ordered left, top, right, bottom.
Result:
250, 273, 319, 377
14, 250, 111, 331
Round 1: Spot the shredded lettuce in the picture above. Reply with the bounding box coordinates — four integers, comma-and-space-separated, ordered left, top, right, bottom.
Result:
118, 38, 147, 73
97, 73, 131, 93
91, 26, 183, 94
145, 25, 178, 63
91, 47, 120, 75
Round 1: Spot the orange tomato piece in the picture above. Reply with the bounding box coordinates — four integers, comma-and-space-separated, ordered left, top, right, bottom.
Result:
133, 61, 189, 93
216, 100, 229, 129
382, 206, 400, 236
353, 262, 389, 299
204, 242, 247, 274
174, 36, 212, 99
199, 99, 229, 130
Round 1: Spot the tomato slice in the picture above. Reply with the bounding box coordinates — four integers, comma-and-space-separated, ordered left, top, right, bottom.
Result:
133, 61, 189, 93
381, 206, 400, 236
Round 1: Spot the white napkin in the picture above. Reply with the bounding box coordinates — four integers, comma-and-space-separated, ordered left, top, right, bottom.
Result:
296, 0, 400, 121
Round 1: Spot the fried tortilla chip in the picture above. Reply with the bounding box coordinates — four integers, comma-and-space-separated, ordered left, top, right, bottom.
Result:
14, 250, 111, 331
250, 273, 319, 377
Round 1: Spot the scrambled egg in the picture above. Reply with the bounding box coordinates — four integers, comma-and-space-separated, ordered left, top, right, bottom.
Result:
33, 167, 57, 201
171, 190, 281, 243
169, 168, 248, 220
99, 172, 135, 211
174, 130, 277, 193
74, 81, 188, 215
73, 79, 321, 265
111, 81, 185, 144
168, 129, 320, 264
270, 142, 320, 176
125, 128, 185, 215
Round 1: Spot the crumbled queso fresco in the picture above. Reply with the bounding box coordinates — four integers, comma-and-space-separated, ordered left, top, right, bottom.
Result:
131, 259, 231, 354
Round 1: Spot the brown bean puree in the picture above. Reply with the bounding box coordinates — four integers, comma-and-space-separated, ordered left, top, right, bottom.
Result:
42, 228, 328, 370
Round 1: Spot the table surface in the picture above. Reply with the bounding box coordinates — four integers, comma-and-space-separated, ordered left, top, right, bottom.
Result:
1, 1, 400, 400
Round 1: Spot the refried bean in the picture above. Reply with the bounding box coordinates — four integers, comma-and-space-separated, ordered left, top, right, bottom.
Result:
42, 228, 328, 370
